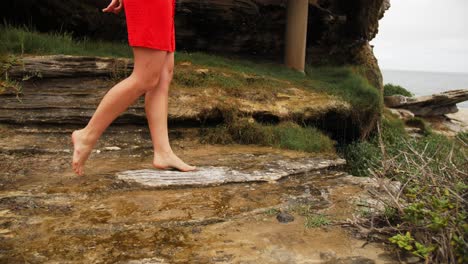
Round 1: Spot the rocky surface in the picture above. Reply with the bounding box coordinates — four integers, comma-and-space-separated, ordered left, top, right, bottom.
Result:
385, 90, 468, 137
0, 121, 401, 263
446, 108, 468, 133
384, 89, 468, 116
0, 56, 405, 262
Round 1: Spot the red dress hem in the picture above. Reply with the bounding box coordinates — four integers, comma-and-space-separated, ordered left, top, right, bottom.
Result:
124, 0, 176, 52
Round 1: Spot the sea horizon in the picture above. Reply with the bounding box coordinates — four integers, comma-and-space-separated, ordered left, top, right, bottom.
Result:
382, 69, 468, 108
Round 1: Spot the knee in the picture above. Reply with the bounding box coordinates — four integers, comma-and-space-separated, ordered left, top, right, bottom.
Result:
158, 64, 174, 87
165, 63, 174, 80
154, 64, 174, 91
132, 74, 162, 93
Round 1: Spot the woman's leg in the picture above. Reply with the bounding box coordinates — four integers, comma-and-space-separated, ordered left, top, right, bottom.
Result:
145, 52, 197, 171
72, 47, 168, 176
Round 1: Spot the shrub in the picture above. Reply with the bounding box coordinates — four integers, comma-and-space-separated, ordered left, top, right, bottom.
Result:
384, 83, 414, 97
341, 113, 467, 263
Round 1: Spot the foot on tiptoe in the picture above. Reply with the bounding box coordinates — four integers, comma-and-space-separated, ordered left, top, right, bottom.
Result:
153, 150, 197, 172
71, 129, 95, 176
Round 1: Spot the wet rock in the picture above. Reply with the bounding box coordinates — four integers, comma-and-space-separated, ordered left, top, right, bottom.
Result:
276, 211, 294, 223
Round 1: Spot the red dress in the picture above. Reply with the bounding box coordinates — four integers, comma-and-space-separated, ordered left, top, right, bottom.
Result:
123, 0, 176, 52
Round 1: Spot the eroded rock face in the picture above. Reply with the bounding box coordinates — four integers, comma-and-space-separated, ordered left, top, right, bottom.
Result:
1, 0, 389, 86
1, 1, 389, 139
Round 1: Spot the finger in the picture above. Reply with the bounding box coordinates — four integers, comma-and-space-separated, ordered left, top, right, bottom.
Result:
114, 1, 123, 12
102, 0, 118, 12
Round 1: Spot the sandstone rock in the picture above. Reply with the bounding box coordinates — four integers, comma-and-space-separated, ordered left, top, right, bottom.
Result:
446, 108, 468, 133
388, 108, 414, 120
1, 55, 363, 141
7, 55, 133, 79
320, 251, 338, 262
384, 89, 468, 116
116, 157, 346, 187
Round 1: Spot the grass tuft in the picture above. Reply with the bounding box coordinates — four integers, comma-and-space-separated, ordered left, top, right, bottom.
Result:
304, 214, 331, 228
0, 22, 132, 58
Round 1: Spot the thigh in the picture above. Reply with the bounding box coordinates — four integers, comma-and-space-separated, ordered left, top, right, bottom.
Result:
131, 47, 168, 81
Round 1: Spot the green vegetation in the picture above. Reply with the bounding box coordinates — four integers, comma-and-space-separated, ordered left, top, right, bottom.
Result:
288, 203, 331, 228
306, 66, 382, 115
405, 116, 433, 136
341, 110, 467, 263
177, 52, 382, 117
384, 83, 414, 97
263, 208, 281, 216
389, 232, 437, 260
0, 22, 132, 58
304, 214, 331, 228
200, 116, 336, 155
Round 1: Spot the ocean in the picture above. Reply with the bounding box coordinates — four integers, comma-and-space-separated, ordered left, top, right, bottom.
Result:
382, 70, 468, 108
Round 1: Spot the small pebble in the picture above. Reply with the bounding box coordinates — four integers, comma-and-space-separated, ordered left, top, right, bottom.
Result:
276, 212, 294, 223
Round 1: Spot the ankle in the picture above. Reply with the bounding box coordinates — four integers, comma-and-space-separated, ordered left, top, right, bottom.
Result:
76, 127, 98, 146
154, 149, 174, 156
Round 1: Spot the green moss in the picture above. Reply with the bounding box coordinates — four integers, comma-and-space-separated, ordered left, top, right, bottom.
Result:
384, 83, 414, 97
200, 118, 336, 154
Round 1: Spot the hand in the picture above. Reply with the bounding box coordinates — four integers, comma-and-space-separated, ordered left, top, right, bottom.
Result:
102, 0, 124, 14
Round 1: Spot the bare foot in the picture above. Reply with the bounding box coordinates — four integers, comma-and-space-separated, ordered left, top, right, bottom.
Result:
153, 151, 197, 172
71, 129, 95, 176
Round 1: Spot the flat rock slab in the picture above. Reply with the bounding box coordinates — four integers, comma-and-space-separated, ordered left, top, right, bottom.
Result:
116, 157, 346, 187
384, 89, 468, 116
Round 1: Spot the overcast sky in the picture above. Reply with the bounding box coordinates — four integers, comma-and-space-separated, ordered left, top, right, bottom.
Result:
371, 0, 468, 73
